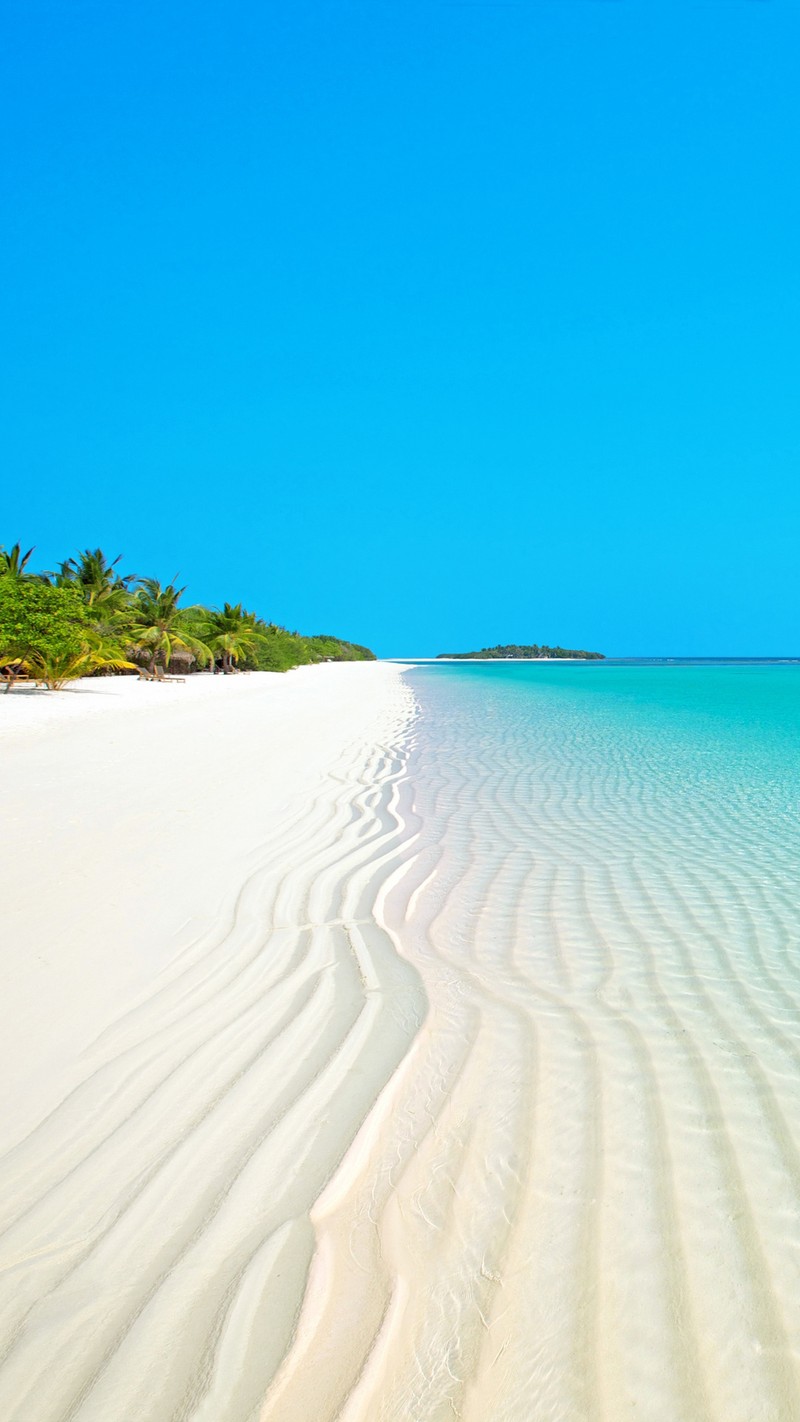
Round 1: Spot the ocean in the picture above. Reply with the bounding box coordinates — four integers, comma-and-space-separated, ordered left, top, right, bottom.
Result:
388, 659, 800, 1421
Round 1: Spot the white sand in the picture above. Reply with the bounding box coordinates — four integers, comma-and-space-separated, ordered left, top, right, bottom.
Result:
6, 665, 798, 1422
0, 665, 424, 1421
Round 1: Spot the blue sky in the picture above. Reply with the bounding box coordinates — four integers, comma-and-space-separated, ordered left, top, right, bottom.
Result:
3, 1, 798, 656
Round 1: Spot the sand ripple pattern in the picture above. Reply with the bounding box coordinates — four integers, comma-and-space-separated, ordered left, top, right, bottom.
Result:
6, 666, 800, 1422
264, 667, 800, 1422
0, 683, 425, 1422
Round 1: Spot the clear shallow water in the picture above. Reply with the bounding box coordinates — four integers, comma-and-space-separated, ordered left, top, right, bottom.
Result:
394, 661, 800, 1421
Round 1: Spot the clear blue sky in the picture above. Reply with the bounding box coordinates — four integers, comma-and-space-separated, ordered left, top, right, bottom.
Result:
2, 1, 798, 656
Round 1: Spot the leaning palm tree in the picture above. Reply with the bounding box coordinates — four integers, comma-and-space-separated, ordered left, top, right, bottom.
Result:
201, 603, 268, 673
128, 579, 211, 676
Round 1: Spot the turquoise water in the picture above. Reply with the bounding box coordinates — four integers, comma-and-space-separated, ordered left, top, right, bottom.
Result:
393, 661, 800, 1421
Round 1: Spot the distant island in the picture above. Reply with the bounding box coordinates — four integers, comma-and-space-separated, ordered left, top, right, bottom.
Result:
437, 643, 605, 661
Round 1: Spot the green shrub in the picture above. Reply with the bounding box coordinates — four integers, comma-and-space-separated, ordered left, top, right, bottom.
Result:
0, 580, 133, 689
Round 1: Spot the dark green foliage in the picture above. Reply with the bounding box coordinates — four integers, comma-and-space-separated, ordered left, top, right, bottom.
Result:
248, 627, 375, 672
306, 635, 376, 663
0, 580, 90, 662
438, 643, 605, 660
251, 627, 314, 673
0, 581, 94, 688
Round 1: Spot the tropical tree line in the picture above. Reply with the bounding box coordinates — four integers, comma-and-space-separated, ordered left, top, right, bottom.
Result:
0, 543, 375, 692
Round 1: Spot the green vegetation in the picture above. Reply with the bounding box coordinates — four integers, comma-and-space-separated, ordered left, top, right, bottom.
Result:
128, 579, 214, 676
0, 543, 40, 581
0, 579, 133, 691
437, 643, 605, 660
0, 541, 375, 690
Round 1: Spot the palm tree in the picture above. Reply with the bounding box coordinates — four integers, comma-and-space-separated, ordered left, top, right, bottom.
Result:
51, 548, 136, 613
26, 635, 134, 690
0, 543, 40, 580
202, 603, 268, 673
128, 579, 211, 676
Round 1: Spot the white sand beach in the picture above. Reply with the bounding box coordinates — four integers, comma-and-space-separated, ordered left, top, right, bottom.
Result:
0, 664, 424, 1421
6, 662, 800, 1422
